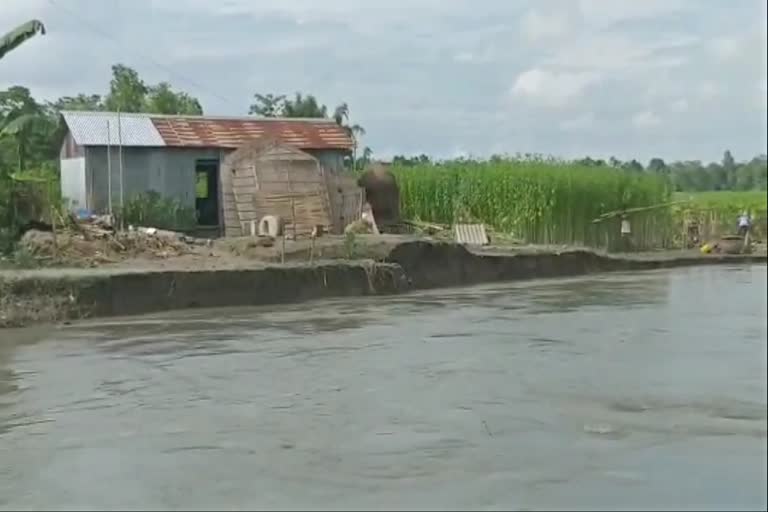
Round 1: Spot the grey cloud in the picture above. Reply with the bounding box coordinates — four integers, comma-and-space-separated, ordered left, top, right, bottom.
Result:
1, 0, 766, 161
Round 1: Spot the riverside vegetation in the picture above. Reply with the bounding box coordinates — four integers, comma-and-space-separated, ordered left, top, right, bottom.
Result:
392, 158, 767, 251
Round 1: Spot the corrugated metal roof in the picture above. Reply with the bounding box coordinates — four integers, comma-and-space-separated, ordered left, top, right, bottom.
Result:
61, 111, 166, 147
60, 111, 354, 151
454, 223, 489, 245
152, 117, 353, 150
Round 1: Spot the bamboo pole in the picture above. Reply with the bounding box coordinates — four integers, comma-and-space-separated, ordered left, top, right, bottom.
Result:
49, 178, 58, 259
117, 108, 125, 230
107, 119, 112, 215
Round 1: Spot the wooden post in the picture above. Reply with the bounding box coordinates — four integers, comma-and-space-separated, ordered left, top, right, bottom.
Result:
309, 235, 315, 265
49, 178, 58, 259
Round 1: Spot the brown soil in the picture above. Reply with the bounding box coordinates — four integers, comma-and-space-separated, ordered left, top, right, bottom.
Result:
8, 228, 767, 273
12, 230, 430, 271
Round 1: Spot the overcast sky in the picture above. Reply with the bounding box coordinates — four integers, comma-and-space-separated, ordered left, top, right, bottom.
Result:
2, 0, 767, 162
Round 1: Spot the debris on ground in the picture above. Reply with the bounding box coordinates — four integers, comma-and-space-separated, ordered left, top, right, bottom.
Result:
18, 220, 212, 267
344, 219, 376, 235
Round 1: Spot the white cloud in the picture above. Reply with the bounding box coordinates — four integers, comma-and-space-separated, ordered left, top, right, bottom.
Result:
709, 36, 742, 61
757, 80, 768, 110
632, 111, 661, 129
695, 82, 721, 102
453, 51, 475, 62
670, 98, 689, 113
547, 33, 697, 76
577, 0, 691, 27
520, 9, 572, 44
559, 112, 595, 132
509, 68, 601, 108
1, 0, 766, 162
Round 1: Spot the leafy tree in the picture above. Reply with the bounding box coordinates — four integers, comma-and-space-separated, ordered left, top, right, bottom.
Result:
647, 157, 668, 174
49, 94, 104, 112
104, 64, 148, 112
621, 159, 644, 173
281, 92, 328, 118
0, 86, 40, 119
577, 156, 606, 167
0, 64, 206, 180
332, 102, 366, 166
722, 150, 735, 172
249, 93, 287, 117
145, 82, 203, 115
87, 65, 204, 115
392, 154, 432, 166
0, 86, 57, 175
251, 91, 331, 118
248, 90, 367, 168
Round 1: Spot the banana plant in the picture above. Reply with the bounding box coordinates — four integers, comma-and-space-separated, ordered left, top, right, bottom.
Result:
0, 114, 47, 173
0, 20, 46, 61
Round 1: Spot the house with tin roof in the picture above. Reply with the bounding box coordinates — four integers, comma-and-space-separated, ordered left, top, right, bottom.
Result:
58, 110, 354, 231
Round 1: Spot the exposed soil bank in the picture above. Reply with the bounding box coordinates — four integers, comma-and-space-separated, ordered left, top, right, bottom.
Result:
1, 241, 765, 328
0, 262, 408, 328
385, 241, 768, 289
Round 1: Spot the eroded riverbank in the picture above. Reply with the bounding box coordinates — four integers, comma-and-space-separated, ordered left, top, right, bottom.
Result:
1, 241, 766, 327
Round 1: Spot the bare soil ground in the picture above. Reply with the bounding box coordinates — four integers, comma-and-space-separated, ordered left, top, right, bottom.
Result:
2, 231, 764, 276
3, 224, 766, 275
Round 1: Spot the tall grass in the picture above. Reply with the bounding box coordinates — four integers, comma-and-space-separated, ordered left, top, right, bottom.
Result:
392, 160, 673, 250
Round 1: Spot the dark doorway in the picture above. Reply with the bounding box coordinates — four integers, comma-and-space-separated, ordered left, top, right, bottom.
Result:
195, 159, 219, 226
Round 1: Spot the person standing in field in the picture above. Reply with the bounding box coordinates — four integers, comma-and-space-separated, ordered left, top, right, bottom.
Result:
620, 213, 632, 252
737, 211, 751, 237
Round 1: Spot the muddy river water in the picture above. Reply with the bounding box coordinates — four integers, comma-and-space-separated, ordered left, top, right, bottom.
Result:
1, 265, 766, 510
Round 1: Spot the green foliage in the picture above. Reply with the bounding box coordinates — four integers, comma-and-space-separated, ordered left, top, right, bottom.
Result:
392, 154, 432, 166
0, 20, 45, 61
0, 167, 60, 255
344, 231, 359, 259
49, 94, 104, 112
672, 191, 768, 240
669, 152, 767, 192
392, 157, 673, 250
115, 191, 197, 232
250, 92, 329, 118
104, 64, 148, 113
102, 65, 203, 115
144, 82, 203, 115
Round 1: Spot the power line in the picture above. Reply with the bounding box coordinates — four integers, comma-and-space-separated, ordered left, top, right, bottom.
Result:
46, 0, 241, 109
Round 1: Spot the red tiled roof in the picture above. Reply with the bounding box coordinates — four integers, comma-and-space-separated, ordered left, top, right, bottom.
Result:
150, 117, 354, 150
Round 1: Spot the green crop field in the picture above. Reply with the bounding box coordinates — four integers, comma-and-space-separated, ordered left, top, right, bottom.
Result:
391, 160, 673, 251
671, 190, 767, 241
673, 191, 767, 212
